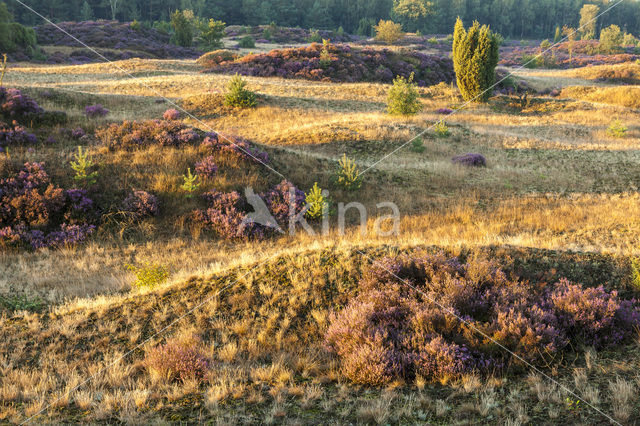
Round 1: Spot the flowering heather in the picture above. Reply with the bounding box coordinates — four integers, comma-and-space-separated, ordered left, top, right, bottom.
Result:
202, 43, 454, 87
194, 180, 304, 240
0, 162, 96, 250
452, 153, 487, 167
325, 253, 640, 385
0, 88, 44, 121
70, 127, 86, 139
194, 156, 218, 179
144, 335, 210, 383
162, 108, 181, 121
96, 120, 204, 150
35, 21, 201, 62
0, 121, 37, 148
122, 191, 159, 219
84, 104, 109, 118
201, 133, 269, 164
436, 108, 453, 115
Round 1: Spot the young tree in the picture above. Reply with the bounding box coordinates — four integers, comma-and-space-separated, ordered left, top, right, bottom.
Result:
599, 24, 623, 53
392, 0, 433, 32
579, 4, 599, 40
374, 20, 404, 44
387, 73, 422, 116
201, 18, 225, 50
562, 26, 577, 61
108, 0, 119, 21
554, 26, 561, 43
171, 10, 193, 47
452, 18, 501, 103
80, 1, 93, 21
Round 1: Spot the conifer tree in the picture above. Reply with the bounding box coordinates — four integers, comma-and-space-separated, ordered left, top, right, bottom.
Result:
452, 18, 500, 103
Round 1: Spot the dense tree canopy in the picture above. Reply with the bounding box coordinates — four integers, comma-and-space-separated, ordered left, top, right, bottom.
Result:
7, 0, 640, 39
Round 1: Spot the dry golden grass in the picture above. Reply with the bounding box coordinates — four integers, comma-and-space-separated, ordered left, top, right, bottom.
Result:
2, 57, 640, 423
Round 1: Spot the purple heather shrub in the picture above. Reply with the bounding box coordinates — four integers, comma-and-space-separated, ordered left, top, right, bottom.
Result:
452, 153, 487, 167
163, 108, 181, 120
194, 156, 218, 179
96, 120, 203, 150
144, 335, 210, 383
202, 43, 454, 87
194, 180, 304, 240
0, 122, 38, 148
0, 162, 97, 250
70, 127, 86, 139
84, 104, 109, 118
325, 252, 640, 385
201, 133, 269, 165
45, 135, 57, 144
0, 88, 44, 121
437, 108, 453, 115
122, 190, 159, 219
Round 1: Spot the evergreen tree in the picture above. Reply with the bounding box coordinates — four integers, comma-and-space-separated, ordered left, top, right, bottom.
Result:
80, 1, 93, 21
452, 18, 501, 103
579, 4, 599, 40
170, 10, 193, 47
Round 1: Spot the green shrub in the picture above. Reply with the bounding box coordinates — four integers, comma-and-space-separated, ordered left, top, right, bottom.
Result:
434, 120, 450, 137
70, 146, 98, 188
224, 74, 257, 108
607, 119, 627, 138
170, 10, 193, 47
334, 154, 361, 190
180, 167, 200, 198
131, 19, 141, 31
305, 182, 329, 220
428, 37, 438, 44
238, 35, 255, 48
126, 263, 169, 289
387, 73, 422, 116
452, 18, 501, 102
631, 258, 640, 290
374, 19, 404, 44
201, 19, 226, 50
308, 29, 322, 43
410, 137, 425, 153
600, 25, 624, 54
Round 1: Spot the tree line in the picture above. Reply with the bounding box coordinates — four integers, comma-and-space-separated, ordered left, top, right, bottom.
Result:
7, 0, 640, 39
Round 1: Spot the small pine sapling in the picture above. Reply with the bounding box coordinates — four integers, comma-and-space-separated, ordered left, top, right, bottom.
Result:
70, 146, 98, 187
181, 167, 200, 198
305, 182, 329, 220
334, 154, 362, 190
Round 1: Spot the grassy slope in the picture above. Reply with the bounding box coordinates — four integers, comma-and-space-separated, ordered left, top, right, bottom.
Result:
2, 58, 640, 422
1, 245, 639, 423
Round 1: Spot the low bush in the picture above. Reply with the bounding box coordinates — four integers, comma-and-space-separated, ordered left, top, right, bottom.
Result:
410, 138, 425, 153
452, 153, 487, 167
201, 133, 269, 164
144, 334, 210, 383
84, 104, 109, 118
0, 87, 43, 122
194, 156, 218, 179
224, 74, 257, 108
607, 119, 628, 138
202, 43, 454, 87
0, 162, 96, 250
334, 154, 361, 190
96, 120, 202, 150
196, 49, 239, 67
238, 35, 256, 48
374, 20, 404, 44
387, 73, 422, 116
0, 121, 37, 149
194, 180, 305, 240
325, 253, 640, 385
162, 108, 181, 120
122, 190, 159, 219
433, 120, 450, 137
127, 262, 169, 289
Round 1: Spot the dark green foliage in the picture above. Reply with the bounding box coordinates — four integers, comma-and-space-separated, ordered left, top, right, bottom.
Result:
170, 10, 193, 47
238, 35, 255, 48
201, 19, 225, 50
0, 2, 37, 56
224, 74, 257, 108
387, 73, 422, 116
452, 18, 501, 103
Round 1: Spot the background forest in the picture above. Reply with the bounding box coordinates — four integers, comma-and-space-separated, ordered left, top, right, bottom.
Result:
8, 0, 640, 39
